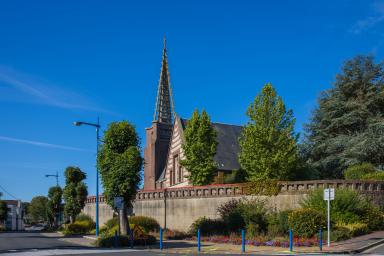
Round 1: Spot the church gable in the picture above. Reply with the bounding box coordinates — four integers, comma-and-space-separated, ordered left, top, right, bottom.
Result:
163, 116, 188, 188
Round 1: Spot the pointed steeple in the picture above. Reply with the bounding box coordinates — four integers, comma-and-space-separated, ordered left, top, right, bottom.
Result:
154, 36, 175, 124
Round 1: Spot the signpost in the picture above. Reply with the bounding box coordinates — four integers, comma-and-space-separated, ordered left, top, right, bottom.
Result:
114, 197, 124, 235
324, 188, 335, 247
114, 197, 124, 210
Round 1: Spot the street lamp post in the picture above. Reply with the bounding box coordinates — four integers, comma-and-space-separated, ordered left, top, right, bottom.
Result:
45, 171, 59, 186
74, 117, 100, 236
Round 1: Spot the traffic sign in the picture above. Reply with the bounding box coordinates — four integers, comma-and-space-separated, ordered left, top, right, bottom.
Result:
114, 197, 124, 210
324, 188, 335, 201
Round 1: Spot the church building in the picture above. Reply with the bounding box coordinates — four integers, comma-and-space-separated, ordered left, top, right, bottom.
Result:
143, 39, 242, 190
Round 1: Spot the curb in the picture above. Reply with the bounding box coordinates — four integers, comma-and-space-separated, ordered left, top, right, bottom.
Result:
83, 235, 98, 241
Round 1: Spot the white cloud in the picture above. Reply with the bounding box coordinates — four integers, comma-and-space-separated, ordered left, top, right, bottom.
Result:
350, 1, 384, 34
0, 66, 111, 113
0, 135, 90, 152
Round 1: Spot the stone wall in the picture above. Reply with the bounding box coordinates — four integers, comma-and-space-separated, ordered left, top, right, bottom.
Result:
83, 180, 384, 232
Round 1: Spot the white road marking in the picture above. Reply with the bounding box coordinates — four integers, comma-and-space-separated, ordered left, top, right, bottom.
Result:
1, 248, 140, 256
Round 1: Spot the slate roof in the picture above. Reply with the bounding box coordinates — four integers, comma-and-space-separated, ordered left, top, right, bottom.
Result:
180, 118, 242, 171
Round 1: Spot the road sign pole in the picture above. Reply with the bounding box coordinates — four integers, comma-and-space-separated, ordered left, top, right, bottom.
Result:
327, 189, 331, 247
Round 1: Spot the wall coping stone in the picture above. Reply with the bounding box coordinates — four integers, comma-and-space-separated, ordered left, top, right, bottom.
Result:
85, 180, 384, 204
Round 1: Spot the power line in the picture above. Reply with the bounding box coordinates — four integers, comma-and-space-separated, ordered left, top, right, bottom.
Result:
0, 184, 18, 200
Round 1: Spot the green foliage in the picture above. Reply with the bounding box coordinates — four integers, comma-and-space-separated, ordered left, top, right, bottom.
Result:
63, 219, 95, 235
305, 55, 384, 178
240, 199, 269, 236
47, 186, 62, 227
267, 210, 291, 237
344, 163, 376, 179
239, 83, 299, 181
180, 110, 217, 185
63, 167, 88, 223
98, 121, 142, 209
129, 216, 160, 233
216, 198, 268, 236
29, 196, 49, 223
362, 207, 384, 231
331, 227, 352, 242
223, 169, 247, 184
0, 201, 8, 224
217, 199, 244, 232
100, 217, 119, 236
76, 213, 94, 222
340, 222, 370, 237
361, 171, 384, 181
244, 180, 280, 196
96, 234, 156, 247
189, 217, 226, 236
288, 208, 326, 238
301, 188, 374, 224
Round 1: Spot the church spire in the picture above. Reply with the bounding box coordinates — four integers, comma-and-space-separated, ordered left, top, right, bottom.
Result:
154, 36, 175, 124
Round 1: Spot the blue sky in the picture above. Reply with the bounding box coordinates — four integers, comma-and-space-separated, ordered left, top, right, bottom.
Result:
0, 0, 383, 201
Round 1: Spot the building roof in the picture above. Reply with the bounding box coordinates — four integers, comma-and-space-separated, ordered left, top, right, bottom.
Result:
180, 118, 243, 171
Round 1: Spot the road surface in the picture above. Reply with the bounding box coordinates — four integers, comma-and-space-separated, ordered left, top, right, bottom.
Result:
363, 242, 384, 255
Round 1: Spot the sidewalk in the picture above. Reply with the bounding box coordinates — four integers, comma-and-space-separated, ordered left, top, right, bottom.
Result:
147, 231, 384, 255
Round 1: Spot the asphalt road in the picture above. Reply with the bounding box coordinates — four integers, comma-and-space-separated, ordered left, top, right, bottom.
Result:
363, 242, 384, 254
0, 232, 82, 253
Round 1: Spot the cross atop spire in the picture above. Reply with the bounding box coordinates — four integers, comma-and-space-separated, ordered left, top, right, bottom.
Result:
154, 36, 175, 124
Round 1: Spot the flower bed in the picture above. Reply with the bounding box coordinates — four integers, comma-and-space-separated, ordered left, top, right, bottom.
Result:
186, 235, 320, 247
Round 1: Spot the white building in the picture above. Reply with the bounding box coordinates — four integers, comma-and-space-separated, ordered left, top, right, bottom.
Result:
5, 200, 24, 231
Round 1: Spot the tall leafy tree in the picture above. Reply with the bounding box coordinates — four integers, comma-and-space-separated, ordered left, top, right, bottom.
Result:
305, 56, 384, 178
239, 83, 299, 181
29, 196, 49, 223
0, 201, 8, 226
180, 109, 217, 185
63, 167, 88, 223
98, 121, 142, 235
47, 186, 62, 228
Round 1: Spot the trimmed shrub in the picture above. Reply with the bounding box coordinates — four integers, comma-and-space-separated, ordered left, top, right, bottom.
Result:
76, 213, 94, 222
163, 229, 190, 240
189, 217, 226, 236
96, 234, 156, 247
288, 208, 326, 238
344, 163, 376, 180
344, 223, 369, 237
63, 220, 95, 235
129, 216, 160, 233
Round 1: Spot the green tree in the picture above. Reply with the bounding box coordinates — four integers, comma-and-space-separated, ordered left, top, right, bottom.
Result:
239, 83, 299, 181
180, 109, 218, 185
47, 186, 63, 228
29, 196, 49, 223
98, 121, 143, 235
63, 167, 88, 223
305, 55, 384, 178
0, 201, 8, 226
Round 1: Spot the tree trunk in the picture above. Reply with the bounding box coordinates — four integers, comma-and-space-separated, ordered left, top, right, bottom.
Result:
119, 208, 128, 235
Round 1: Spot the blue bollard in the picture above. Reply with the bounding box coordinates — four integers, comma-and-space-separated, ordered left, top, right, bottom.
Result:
241, 229, 245, 253
289, 229, 293, 252
197, 228, 201, 252
319, 228, 323, 251
160, 228, 163, 250
114, 230, 118, 248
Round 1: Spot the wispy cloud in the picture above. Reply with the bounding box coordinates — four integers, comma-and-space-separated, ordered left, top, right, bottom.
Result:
0, 135, 90, 152
0, 66, 112, 113
350, 1, 384, 34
